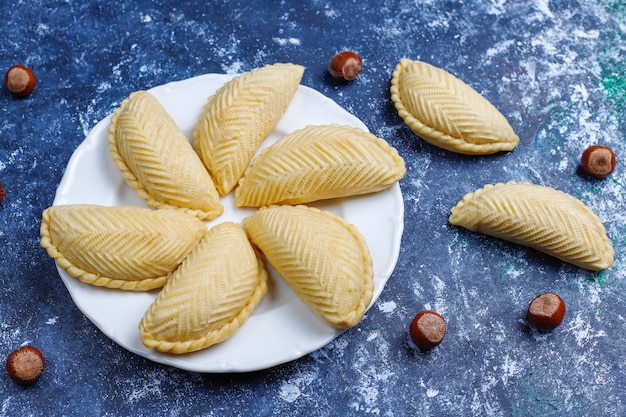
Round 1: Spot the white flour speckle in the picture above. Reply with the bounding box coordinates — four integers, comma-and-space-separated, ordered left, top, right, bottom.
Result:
533, 0, 554, 18
431, 275, 448, 314
412, 278, 424, 299
485, 39, 515, 58
272, 37, 301, 46
354, 384, 380, 412
277, 368, 317, 404
377, 300, 397, 314
500, 355, 521, 385
426, 388, 439, 398
46, 316, 58, 325
97, 81, 111, 93
324, 8, 339, 18
573, 29, 599, 39
36, 23, 50, 35
347, 340, 398, 414
504, 263, 523, 279
486, 0, 507, 15
568, 312, 607, 347
222, 61, 244, 74
279, 382, 301, 403
127, 379, 162, 404
1, 323, 21, 346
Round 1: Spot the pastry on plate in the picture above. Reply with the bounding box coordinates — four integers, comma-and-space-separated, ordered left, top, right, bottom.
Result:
234, 124, 406, 207
193, 62, 305, 195
449, 181, 614, 270
243, 205, 373, 328
39, 205, 207, 290
108, 90, 223, 220
390, 58, 519, 155
139, 222, 268, 354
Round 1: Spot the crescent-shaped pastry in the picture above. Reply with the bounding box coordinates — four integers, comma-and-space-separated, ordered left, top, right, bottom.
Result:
390, 58, 519, 155
448, 181, 614, 270
39, 205, 207, 290
108, 90, 223, 220
193, 62, 305, 195
243, 205, 373, 329
234, 124, 406, 207
139, 222, 268, 354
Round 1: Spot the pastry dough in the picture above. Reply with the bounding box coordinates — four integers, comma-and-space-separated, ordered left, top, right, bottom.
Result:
243, 205, 373, 328
108, 90, 223, 220
449, 181, 614, 270
39, 205, 207, 290
234, 124, 406, 207
193, 63, 305, 195
139, 222, 268, 354
390, 58, 519, 155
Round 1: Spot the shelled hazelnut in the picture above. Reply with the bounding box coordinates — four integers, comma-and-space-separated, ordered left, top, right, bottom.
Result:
526, 292, 566, 332
581, 145, 616, 179
6, 346, 45, 386
408, 310, 446, 351
328, 51, 362, 82
4, 64, 37, 97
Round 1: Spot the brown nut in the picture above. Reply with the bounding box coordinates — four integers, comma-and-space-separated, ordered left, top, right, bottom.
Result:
526, 292, 566, 332
6, 346, 45, 386
328, 51, 362, 81
4, 64, 37, 97
581, 145, 616, 179
408, 310, 446, 351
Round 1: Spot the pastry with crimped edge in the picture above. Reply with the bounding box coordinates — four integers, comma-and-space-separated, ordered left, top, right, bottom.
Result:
108, 90, 223, 220
234, 124, 406, 207
391, 58, 519, 155
139, 222, 268, 354
449, 181, 614, 270
193, 63, 304, 195
40, 205, 207, 291
243, 205, 373, 329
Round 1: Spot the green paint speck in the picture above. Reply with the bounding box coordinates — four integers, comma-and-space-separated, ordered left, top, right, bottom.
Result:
587, 269, 607, 287
601, 67, 626, 105
512, 373, 567, 416
596, 0, 626, 124
600, 0, 626, 16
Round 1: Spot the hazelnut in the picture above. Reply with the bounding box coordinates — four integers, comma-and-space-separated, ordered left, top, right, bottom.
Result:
408, 310, 446, 351
526, 292, 566, 332
4, 64, 37, 97
328, 51, 362, 81
6, 346, 45, 386
581, 145, 616, 179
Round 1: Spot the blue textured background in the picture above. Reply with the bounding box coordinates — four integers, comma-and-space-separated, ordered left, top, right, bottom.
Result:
2, 1, 625, 415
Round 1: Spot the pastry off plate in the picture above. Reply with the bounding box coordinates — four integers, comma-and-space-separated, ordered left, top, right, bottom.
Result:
52, 73, 404, 372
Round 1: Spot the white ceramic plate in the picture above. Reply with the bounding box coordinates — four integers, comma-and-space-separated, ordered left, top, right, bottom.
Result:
52, 73, 404, 372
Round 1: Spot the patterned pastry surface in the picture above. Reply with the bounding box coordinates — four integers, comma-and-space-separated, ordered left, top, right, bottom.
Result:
108, 90, 223, 220
40, 205, 207, 290
234, 124, 406, 207
139, 222, 268, 354
194, 63, 304, 195
449, 181, 614, 270
243, 205, 374, 329
391, 58, 519, 155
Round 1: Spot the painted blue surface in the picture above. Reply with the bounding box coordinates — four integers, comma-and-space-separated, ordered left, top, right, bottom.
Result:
1, 0, 625, 415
